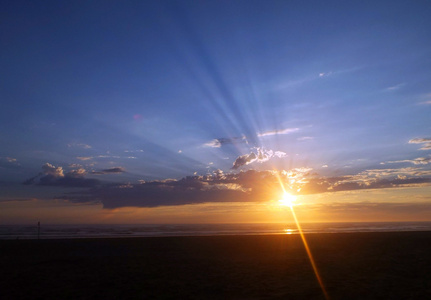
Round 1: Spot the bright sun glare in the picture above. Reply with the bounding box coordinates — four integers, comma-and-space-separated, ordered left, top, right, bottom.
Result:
278, 192, 297, 207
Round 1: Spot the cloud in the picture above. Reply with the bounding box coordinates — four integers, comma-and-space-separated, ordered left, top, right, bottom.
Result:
23, 163, 100, 187
232, 153, 257, 169
409, 138, 431, 150
68, 143, 92, 149
91, 167, 126, 175
69, 163, 82, 168
62, 170, 285, 208
67, 168, 87, 177
304, 166, 431, 194
385, 83, 405, 91
383, 157, 431, 165
409, 138, 431, 144
319, 72, 332, 77
42, 163, 64, 177
53, 162, 431, 209
325, 176, 431, 193
0, 157, 20, 167
204, 136, 247, 148
77, 156, 93, 161
77, 155, 126, 161
232, 148, 287, 169
97, 155, 121, 158
257, 128, 299, 137
418, 93, 431, 105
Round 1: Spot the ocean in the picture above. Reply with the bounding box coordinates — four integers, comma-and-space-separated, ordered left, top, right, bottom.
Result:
1, 222, 431, 240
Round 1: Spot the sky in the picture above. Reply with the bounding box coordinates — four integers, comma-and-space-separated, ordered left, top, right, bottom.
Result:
1, 0, 431, 224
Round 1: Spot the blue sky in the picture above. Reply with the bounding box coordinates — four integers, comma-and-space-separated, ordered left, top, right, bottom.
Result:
1, 0, 431, 223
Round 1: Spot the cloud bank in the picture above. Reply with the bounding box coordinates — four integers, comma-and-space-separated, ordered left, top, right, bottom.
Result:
55, 164, 431, 209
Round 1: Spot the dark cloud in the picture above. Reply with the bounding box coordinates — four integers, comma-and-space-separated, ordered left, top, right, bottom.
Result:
232, 148, 287, 169
39, 175, 100, 188
59, 166, 431, 209
232, 153, 257, 169
0, 197, 37, 203
25, 163, 431, 209
62, 170, 284, 208
91, 167, 126, 175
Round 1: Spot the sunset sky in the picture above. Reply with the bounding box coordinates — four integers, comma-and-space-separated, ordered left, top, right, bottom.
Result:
1, 0, 431, 224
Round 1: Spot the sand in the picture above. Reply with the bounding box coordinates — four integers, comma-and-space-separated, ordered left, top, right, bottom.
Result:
1, 231, 430, 299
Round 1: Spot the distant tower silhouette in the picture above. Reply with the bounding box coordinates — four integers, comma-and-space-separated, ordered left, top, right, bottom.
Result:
37, 221, 40, 240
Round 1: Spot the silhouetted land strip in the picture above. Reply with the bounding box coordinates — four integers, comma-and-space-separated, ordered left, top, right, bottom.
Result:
1, 232, 431, 299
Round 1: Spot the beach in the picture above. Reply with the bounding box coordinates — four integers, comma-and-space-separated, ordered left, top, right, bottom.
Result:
1, 232, 430, 299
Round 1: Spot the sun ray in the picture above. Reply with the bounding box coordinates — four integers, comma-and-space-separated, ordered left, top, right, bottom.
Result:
274, 171, 329, 300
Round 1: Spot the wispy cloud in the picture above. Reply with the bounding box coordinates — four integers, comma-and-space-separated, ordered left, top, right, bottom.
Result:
97, 155, 121, 159
383, 157, 431, 165
204, 136, 248, 148
418, 93, 431, 105
77, 156, 93, 161
124, 149, 144, 153
385, 83, 405, 91
68, 143, 92, 149
319, 72, 332, 77
91, 167, 126, 175
0, 157, 19, 166
257, 127, 299, 137
409, 138, 431, 150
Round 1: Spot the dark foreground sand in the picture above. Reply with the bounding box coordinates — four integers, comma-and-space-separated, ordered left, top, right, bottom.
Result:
1, 232, 431, 299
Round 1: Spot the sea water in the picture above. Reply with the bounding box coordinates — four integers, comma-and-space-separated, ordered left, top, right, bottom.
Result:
1, 222, 431, 240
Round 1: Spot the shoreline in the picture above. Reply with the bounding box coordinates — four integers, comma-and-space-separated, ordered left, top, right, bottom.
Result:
2, 221, 431, 240
3, 228, 431, 240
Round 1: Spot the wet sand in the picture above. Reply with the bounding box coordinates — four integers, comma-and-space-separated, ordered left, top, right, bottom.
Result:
1, 231, 430, 299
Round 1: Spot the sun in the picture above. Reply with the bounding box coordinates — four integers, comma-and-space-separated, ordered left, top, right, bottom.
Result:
279, 192, 297, 207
